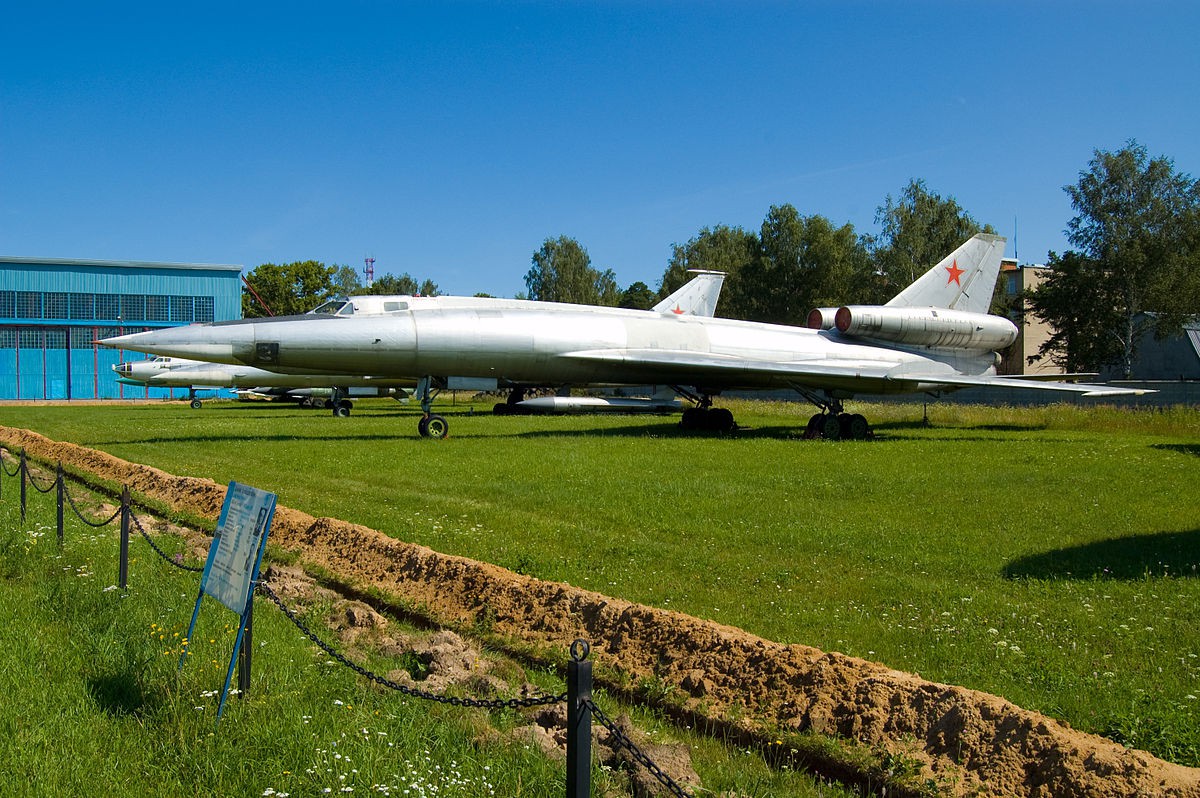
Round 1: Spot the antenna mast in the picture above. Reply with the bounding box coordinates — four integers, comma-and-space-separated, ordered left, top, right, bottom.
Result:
363, 256, 375, 288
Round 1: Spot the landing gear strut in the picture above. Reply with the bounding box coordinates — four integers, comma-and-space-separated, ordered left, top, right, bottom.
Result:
492, 387, 528, 415
674, 389, 736, 433
329, 388, 353, 417
795, 389, 873, 441
415, 377, 449, 439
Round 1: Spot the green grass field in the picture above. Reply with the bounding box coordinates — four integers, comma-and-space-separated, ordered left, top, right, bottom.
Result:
0, 472, 851, 797
2, 396, 1198, 772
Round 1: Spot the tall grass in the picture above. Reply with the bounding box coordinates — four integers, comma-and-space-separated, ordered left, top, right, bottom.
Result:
3, 397, 1198, 768
0, 463, 856, 797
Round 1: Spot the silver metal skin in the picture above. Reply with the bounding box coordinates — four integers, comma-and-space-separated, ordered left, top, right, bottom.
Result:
100, 235, 1149, 438
113, 356, 415, 391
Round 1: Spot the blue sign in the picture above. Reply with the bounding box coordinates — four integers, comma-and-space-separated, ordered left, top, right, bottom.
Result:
180, 481, 277, 718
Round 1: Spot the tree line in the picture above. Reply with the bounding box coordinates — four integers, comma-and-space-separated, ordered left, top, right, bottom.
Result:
242, 263, 441, 318
243, 141, 1199, 376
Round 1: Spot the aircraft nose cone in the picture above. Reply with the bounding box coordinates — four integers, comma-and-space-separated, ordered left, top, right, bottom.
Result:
113, 362, 132, 377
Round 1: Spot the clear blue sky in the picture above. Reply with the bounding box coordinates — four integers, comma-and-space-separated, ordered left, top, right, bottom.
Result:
3, 2, 1198, 298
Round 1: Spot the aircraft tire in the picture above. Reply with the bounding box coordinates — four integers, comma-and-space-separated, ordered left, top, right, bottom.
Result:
804, 413, 824, 439
423, 414, 449, 439
190, 398, 202, 409
846, 413, 871, 440
818, 414, 841, 440
493, 403, 510, 415
680, 407, 704, 430
333, 405, 351, 418
709, 408, 735, 432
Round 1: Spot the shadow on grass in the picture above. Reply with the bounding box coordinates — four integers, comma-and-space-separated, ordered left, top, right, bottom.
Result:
87, 670, 157, 717
1004, 529, 1200, 581
1153, 443, 1200, 458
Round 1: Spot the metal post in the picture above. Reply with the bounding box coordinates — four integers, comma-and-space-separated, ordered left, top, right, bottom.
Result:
118, 486, 130, 589
238, 595, 253, 699
56, 462, 65, 545
566, 639, 592, 798
19, 451, 27, 522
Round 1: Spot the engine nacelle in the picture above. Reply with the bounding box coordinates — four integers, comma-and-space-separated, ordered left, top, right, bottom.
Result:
833, 306, 1018, 351
805, 307, 840, 330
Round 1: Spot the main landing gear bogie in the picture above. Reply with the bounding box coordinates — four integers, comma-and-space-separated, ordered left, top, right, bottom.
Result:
804, 412, 872, 441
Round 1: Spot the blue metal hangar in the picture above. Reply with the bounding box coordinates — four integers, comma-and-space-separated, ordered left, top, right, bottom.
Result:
0, 256, 242, 400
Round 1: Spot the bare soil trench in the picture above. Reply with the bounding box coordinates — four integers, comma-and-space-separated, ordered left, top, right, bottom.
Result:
3, 426, 1198, 798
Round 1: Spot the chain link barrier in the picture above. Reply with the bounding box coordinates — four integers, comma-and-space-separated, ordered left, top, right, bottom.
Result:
256, 581, 566, 710
0, 453, 20, 478
25, 466, 58, 494
585, 699, 696, 798
129, 512, 205, 573
62, 484, 123, 528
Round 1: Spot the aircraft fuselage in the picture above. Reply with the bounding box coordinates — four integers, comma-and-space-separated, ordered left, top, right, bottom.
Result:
106, 303, 995, 397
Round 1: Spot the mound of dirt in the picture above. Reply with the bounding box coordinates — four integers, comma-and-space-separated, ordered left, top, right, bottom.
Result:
3, 426, 1198, 798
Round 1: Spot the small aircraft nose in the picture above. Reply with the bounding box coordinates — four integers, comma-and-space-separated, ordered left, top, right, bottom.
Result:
113, 362, 132, 377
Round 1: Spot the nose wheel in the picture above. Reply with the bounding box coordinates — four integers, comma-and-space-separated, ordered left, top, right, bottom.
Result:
418, 413, 449, 439
415, 377, 449, 438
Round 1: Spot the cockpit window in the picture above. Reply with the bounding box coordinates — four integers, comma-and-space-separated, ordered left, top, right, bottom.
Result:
308, 299, 351, 316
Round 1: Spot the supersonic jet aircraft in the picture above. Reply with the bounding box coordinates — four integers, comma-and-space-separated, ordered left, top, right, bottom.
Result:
100, 235, 1148, 439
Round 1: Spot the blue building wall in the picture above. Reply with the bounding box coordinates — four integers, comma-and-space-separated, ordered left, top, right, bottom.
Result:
1, 256, 243, 400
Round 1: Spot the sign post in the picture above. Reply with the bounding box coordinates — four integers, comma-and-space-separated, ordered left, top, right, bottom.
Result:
179, 481, 277, 719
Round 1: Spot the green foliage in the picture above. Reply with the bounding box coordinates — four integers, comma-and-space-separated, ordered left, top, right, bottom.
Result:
1025, 250, 1122, 372
654, 183, 994, 323
1039, 140, 1200, 376
660, 224, 761, 319
330, 263, 363, 297
742, 206, 872, 323
618, 281, 655, 310
868, 179, 993, 303
365, 272, 440, 297
242, 260, 339, 317
524, 236, 620, 306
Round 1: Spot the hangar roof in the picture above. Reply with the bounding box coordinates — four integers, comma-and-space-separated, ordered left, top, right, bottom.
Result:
0, 256, 242, 272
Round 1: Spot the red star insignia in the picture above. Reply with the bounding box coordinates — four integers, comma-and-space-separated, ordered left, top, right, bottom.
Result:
945, 259, 964, 285
672, 304, 685, 315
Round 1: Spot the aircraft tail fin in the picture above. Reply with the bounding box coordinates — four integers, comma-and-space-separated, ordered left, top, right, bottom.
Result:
885, 233, 1007, 313
652, 270, 726, 317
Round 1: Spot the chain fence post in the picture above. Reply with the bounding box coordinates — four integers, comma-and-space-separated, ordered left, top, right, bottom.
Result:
238, 595, 254, 699
119, 486, 131, 589
56, 462, 65, 545
566, 639, 593, 798
20, 451, 27, 522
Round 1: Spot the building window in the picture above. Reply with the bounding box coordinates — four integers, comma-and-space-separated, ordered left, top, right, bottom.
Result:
96, 294, 120, 320
170, 295, 193, 322
16, 292, 42, 318
18, 329, 43, 348
69, 293, 95, 319
0, 329, 15, 347
44, 329, 67, 349
69, 328, 94, 348
121, 294, 146, 322
0, 291, 14, 318
146, 295, 170, 322
44, 292, 68, 319
194, 296, 214, 321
